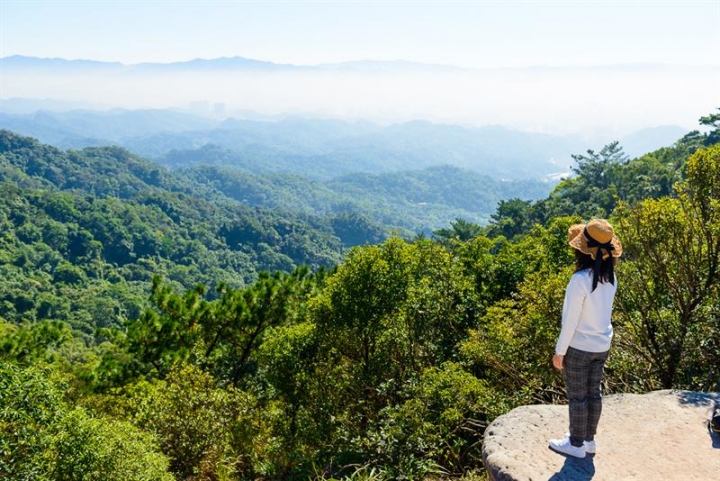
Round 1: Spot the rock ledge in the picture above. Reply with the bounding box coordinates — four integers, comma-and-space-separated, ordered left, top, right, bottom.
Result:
482, 390, 720, 481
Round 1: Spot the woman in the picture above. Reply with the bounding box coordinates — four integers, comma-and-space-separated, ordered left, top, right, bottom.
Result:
549, 219, 622, 458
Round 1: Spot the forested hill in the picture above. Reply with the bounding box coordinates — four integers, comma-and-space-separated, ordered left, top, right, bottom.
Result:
1, 114, 719, 481
176, 163, 552, 230
0, 129, 366, 332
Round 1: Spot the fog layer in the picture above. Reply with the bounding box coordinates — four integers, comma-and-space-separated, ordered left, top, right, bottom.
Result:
2, 62, 718, 137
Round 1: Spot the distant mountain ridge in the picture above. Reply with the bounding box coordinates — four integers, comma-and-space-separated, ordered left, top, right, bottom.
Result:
0, 55, 125, 69
1, 54, 449, 73
2, 55, 712, 74
0, 108, 687, 182
618, 125, 689, 158
0, 54, 292, 71
0, 108, 583, 178
0, 108, 218, 147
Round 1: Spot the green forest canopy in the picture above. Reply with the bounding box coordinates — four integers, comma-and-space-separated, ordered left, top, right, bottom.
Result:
1, 114, 719, 480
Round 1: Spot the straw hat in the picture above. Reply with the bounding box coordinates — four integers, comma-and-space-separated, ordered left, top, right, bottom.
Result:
567, 224, 585, 243
568, 219, 622, 260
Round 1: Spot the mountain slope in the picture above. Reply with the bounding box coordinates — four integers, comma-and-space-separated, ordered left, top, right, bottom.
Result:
0, 111, 581, 179
0, 130, 348, 277
177, 164, 554, 232
0, 109, 691, 182
142, 118, 585, 180
0, 109, 218, 148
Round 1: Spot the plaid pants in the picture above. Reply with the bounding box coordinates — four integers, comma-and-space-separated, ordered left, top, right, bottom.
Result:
563, 346, 609, 447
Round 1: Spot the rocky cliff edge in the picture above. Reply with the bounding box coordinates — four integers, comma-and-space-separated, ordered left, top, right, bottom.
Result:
482, 390, 720, 481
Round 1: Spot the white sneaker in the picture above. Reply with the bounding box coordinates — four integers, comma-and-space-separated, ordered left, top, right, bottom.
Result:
564, 432, 596, 454
584, 439, 596, 454
549, 436, 586, 458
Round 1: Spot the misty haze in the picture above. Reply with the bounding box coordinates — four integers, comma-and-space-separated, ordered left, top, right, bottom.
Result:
2, 56, 717, 138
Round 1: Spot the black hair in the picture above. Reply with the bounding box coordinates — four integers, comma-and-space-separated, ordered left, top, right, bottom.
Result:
574, 249, 615, 291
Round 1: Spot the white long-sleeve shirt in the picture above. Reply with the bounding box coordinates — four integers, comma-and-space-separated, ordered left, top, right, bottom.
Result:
555, 269, 617, 355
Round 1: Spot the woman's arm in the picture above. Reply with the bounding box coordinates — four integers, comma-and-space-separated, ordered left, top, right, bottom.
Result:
554, 274, 587, 356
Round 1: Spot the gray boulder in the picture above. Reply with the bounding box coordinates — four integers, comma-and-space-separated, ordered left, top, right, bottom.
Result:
482, 390, 720, 481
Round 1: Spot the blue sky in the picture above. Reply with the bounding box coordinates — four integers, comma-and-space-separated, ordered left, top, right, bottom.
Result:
1, 0, 718, 68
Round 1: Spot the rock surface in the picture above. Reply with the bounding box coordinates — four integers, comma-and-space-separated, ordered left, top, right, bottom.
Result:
482, 390, 720, 481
